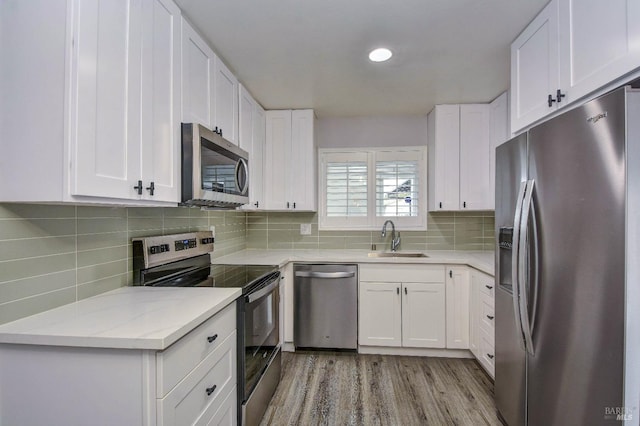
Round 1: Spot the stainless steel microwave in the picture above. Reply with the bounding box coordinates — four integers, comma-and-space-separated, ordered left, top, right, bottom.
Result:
181, 123, 249, 208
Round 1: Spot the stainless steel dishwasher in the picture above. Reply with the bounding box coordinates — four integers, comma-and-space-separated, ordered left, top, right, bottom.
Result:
294, 264, 358, 350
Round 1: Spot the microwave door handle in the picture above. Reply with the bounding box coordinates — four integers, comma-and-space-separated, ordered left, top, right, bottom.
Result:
246, 278, 279, 303
235, 158, 249, 195
512, 181, 527, 352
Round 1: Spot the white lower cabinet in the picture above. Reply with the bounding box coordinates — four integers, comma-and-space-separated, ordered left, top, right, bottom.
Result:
359, 264, 446, 348
0, 303, 237, 425
469, 268, 496, 377
445, 266, 470, 349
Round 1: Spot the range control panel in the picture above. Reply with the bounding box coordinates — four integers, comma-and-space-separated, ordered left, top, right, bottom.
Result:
132, 231, 214, 269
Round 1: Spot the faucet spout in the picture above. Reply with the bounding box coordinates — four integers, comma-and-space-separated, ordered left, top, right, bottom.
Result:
381, 220, 401, 252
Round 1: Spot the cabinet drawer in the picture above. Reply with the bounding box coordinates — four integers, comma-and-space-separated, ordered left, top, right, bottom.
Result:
157, 303, 236, 397
478, 327, 495, 377
194, 385, 236, 426
478, 273, 495, 300
478, 300, 495, 343
359, 264, 445, 283
158, 331, 237, 426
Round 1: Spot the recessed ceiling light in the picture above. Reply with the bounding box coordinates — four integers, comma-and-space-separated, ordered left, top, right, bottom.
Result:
369, 48, 392, 62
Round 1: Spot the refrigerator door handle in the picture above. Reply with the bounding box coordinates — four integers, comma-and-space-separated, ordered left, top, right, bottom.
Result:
518, 179, 536, 356
512, 181, 527, 351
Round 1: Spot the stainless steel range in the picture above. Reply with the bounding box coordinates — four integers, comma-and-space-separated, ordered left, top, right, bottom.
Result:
132, 232, 282, 426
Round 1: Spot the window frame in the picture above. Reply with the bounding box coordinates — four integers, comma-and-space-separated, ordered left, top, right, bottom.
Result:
318, 146, 428, 231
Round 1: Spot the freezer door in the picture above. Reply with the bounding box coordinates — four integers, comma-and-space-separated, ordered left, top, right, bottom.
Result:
526, 88, 626, 425
495, 134, 528, 426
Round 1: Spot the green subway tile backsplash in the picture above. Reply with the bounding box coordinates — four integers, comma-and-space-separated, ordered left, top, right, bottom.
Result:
245, 211, 495, 251
0, 204, 247, 325
0, 202, 493, 326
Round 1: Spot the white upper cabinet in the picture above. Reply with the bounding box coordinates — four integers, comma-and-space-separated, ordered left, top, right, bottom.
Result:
181, 18, 215, 129
139, 0, 181, 202
239, 84, 266, 210
459, 104, 491, 210
72, 0, 181, 203
511, 0, 640, 132
70, 0, 142, 200
264, 109, 317, 211
489, 92, 509, 209
510, 0, 560, 133
181, 18, 238, 146
428, 105, 460, 211
214, 58, 239, 145
428, 104, 492, 212
0, 0, 181, 205
558, 0, 640, 104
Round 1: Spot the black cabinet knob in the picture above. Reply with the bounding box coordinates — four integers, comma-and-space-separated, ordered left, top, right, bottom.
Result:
487, 315, 494, 320
254, 201, 259, 208
207, 334, 218, 343
439, 202, 442, 209
485, 285, 494, 290
556, 89, 566, 103
487, 354, 495, 359
548, 94, 556, 108
463, 201, 466, 208
146, 182, 155, 196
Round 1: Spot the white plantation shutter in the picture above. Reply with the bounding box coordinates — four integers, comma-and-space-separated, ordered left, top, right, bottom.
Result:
326, 161, 368, 216
375, 161, 419, 217
319, 148, 427, 230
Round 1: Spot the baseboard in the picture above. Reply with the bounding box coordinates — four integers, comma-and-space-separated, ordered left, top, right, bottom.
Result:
357, 346, 474, 358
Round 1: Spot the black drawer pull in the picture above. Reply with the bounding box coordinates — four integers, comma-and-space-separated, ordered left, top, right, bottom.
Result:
206, 385, 217, 396
485, 285, 493, 290
207, 334, 218, 343
487, 315, 494, 320
487, 354, 494, 359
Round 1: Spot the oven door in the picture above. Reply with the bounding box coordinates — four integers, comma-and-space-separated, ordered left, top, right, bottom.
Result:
242, 277, 280, 399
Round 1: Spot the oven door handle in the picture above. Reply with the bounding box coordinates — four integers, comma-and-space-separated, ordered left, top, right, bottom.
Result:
294, 271, 356, 279
246, 278, 279, 303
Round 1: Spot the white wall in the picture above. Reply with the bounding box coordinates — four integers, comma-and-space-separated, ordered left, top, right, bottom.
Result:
317, 116, 428, 148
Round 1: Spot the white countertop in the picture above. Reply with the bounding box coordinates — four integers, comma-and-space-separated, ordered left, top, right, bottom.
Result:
0, 287, 241, 350
213, 249, 495, 275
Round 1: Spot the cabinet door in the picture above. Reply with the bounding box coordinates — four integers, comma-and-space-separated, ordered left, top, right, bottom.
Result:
358, 282, 402, 347
71, 0, 142, 199
489, 92, 509, 210
282, 263, 294, 343
238, 85, 255, 154
468, 270, 481, 357
181, 18, 215, 129
459, 104, 491, 210
139, 0, 181, 202
289, 110, 316, 211
251, 104, 266, 210
510, 0, 559, 133
214, 58, 239, 145
264, 110, 292, 210
445, 267, 470, 349
401, 282, 446, 348
428, 104, 460, 211
559, 0, 640, 104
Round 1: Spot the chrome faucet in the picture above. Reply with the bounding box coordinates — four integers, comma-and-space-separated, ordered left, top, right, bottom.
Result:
381, 220, 401, 252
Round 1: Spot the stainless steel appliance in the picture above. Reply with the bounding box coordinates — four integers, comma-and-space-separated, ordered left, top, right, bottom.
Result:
294, 264, 358, 350
495, 86, 640, 425
210, 264, 281, 426
181, 123, 249, 208
132, 233, 281, 426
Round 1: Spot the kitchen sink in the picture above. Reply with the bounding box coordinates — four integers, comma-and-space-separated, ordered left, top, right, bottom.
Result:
368, 252, 429, 258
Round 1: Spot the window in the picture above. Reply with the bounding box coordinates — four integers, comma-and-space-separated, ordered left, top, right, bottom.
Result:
319, 147, 427, 230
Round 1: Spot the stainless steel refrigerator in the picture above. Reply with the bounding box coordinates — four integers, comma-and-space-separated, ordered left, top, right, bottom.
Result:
495, 86, 640, 426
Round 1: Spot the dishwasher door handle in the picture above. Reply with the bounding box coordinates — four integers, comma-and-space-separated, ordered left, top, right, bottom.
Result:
295, 271, 356, 279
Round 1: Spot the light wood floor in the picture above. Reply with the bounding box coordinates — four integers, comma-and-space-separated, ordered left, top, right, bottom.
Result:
260, 351, 502, 426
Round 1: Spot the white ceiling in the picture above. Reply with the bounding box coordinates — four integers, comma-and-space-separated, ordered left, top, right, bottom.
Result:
176, 0, 548, 117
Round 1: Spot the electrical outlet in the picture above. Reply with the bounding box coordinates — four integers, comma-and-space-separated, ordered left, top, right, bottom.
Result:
300, 223, 312, 235
209, 225, 215, 238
